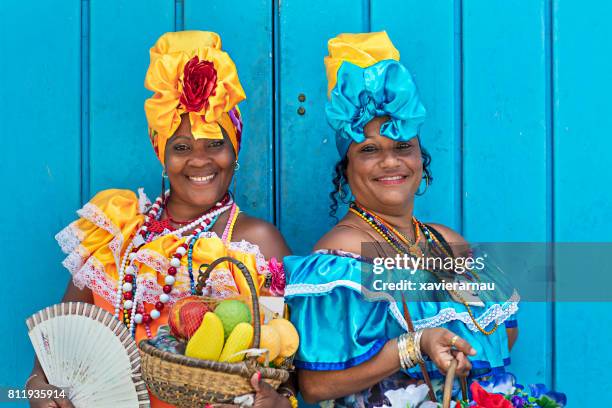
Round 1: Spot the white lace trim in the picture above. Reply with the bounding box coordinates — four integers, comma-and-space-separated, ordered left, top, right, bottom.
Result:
133, 248, 191, 295
413, 291, 520, 332
55, 222, 85, 254
61, 244, 90, 275
77, 203, 124, 272
134, 275, 190, 305
228, 239, 269, 275
71, 256, 118, 304
56, 201, 269, 306
285, 281, 520, 333
200, 268, 240, 298
137, 188, 151, 214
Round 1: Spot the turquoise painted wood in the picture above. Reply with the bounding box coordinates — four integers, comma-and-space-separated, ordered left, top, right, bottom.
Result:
0, 0, 82, 402
278, 0, 367, 254
89, 0, 174, 199
2, 0, 612, 405
553, 0, 612, 404
462, 0, 553, 388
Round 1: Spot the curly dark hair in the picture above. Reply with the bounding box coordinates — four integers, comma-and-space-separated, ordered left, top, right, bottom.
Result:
329, 137, 433, 219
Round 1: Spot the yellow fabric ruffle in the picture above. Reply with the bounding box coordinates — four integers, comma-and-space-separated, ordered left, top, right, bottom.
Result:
324, 31, 400, 95
56, 189, 266, 339
144, 31, 246, 164
57, 188, 272, 408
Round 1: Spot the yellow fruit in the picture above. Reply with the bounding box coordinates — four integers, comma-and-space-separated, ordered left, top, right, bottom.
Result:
268, 318, 299, 357
185, 312, 224, 361
256, 325, 282, 364
219, 322, 254, 363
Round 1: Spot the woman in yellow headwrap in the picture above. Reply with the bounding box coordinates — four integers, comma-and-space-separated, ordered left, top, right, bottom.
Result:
26, 31, 295, 408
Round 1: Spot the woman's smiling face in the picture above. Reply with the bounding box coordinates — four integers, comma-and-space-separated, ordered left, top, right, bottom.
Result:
346, 116, 423, 212
164, 114, 236, 209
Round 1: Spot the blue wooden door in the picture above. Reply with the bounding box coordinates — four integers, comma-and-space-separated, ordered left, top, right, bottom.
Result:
1, 0, 611, 406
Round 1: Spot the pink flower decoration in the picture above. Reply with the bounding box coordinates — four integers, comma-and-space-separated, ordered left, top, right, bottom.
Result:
268, 258, 286, 296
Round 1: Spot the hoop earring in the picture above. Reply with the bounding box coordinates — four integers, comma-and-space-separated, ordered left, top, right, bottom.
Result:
161, 169, 168, 198
232, 161, 240, 195
416, 173, 430, 196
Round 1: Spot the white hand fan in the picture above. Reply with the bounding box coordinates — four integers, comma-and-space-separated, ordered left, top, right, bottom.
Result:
26, 302, 150, 408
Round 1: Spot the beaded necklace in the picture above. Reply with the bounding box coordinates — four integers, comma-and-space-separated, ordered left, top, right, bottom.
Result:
349, 203, 419, 255
114, 192, 233, 337
350, 202, 498, 336
351, 202, 422, 256
186, 214, 219, 294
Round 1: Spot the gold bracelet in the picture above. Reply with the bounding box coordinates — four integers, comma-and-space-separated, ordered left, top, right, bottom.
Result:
413, 330, 424, 362
398, 333, 415, 370
397, 334, 407, 369
405, 332, 416, 364
408, 332, 423, 365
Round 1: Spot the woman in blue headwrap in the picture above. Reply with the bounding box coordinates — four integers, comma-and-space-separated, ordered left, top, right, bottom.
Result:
284, 32, 519, 407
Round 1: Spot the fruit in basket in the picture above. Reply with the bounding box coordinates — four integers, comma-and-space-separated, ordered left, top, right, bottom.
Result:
268, 318, 299, 357
218, 322, 254, 363
185, 312, 224, 361
214, 300, 251, 340
168, 296, 211, 339
257, 324, 281, 363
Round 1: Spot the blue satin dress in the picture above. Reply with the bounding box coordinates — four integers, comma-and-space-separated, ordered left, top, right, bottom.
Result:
284, 250, 519, 407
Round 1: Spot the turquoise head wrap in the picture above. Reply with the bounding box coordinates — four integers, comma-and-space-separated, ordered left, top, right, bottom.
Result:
324, 34, 426, 157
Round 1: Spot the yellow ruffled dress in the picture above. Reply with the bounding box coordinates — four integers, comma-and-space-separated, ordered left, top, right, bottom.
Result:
56, 189, 271, 407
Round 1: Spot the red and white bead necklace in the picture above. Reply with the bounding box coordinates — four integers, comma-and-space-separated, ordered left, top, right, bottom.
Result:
112, 192, 233, 335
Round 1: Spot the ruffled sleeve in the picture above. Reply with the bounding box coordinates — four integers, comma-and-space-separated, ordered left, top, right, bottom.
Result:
284, 254, 405, 370
285, 251, 520, 378
55, 189, 145, 300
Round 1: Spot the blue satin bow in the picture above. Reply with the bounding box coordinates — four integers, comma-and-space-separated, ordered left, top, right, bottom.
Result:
326, 59, 427, 156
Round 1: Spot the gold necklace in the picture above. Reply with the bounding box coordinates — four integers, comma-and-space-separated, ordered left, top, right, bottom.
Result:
353, 203, 497, 336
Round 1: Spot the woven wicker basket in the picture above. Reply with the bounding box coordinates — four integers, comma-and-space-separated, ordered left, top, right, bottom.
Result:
140, 256, 290, 407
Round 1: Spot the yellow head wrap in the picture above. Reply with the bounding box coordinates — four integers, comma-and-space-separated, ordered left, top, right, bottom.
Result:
144, 31, 246, 164
324, 31, 400, 95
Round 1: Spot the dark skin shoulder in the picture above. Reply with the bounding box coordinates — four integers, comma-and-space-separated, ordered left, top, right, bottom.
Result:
231, 213, 292, 259
424, 223, 518, 350
313, 213, 378, 254
425, 223, 468, 246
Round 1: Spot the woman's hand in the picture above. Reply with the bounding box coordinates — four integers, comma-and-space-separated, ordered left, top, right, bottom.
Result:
27, 376, 74, 408
419, 328, 476, 377
250, 372, 291, 408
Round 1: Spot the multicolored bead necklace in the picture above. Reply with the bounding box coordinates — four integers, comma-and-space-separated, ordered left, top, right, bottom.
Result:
350, 201, 498, 336
349, 202, 422, 256
113, 192, 233, 337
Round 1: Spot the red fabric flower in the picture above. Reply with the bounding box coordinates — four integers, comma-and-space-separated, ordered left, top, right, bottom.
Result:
470, 382, 513, 408
180, 56, 217, 112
